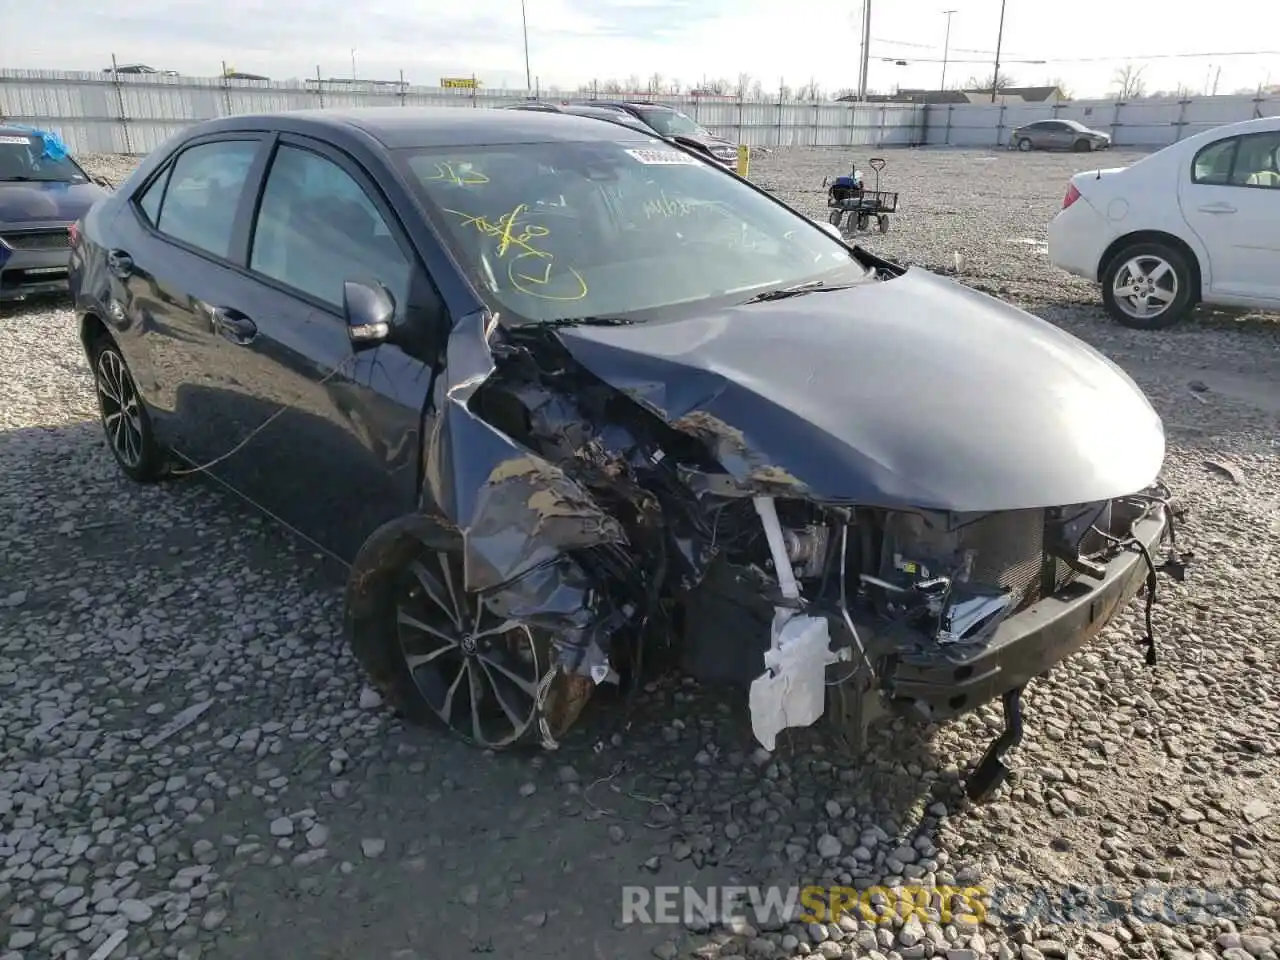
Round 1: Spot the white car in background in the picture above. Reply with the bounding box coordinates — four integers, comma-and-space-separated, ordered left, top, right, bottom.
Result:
1047, 115, 1280, 330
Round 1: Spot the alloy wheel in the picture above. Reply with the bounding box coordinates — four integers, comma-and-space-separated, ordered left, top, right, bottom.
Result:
395, 550, 545, 748
96, 349, 145, 469
1111, 255, 1178, 321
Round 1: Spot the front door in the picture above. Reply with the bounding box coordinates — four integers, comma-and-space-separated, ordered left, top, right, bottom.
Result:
198, 134, 442, 563
1179, 129, 1280, 304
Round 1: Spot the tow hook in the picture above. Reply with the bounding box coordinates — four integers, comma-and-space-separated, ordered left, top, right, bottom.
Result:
965, 685, 1025, 804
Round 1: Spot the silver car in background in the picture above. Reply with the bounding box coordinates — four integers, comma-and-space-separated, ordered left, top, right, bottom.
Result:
1010, 119, 1112, 153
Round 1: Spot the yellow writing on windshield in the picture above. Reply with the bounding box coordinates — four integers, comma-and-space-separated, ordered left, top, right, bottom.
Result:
444, 203, 588, 301
422, 162, 490, 186
643, 190, 693, 219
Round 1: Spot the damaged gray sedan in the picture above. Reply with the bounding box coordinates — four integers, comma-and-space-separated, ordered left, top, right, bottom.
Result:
70, 108, 1190, 801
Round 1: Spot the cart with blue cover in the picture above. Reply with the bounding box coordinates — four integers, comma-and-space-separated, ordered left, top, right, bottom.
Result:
823, 157, 897, 234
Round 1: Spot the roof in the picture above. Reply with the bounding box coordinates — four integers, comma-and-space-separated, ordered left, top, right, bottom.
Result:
196, 106, 657, 149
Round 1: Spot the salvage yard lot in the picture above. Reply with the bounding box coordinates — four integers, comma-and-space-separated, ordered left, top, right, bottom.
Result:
2, 146, 1279, 960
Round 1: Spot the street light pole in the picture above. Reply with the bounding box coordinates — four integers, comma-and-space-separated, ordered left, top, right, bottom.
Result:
521, 0, 533, 92
991, 0, 1006, 103
940, 10, 957, 91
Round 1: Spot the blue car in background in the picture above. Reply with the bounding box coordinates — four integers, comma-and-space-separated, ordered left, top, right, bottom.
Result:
0, 124, 111, 302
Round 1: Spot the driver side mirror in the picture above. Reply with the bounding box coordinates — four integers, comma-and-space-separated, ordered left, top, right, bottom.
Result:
344, 279, 395, 347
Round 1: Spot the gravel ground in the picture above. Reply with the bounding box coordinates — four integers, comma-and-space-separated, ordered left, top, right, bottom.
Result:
2, 146, 1279, 960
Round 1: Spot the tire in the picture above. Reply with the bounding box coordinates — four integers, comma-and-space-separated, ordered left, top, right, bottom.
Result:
1100, 241, 1195, 331
1072, 139, 1092, 152
1017, 138, 1033, 152
857, 214, 870, 231
90, 338, 166, 482
828, 209, 843, 227
878, 215, 889, 234
344, 517, 591, 751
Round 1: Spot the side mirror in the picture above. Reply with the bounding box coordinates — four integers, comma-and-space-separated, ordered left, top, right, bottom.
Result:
344, 279, 395, 346
813, 219, 844, 241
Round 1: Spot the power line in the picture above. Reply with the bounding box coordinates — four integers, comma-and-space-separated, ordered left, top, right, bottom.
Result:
875, 48, 1280, 65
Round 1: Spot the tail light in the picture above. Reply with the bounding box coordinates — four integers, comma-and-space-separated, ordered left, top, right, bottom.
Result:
1062, 184, 1081, 210
67, 222, 80, 247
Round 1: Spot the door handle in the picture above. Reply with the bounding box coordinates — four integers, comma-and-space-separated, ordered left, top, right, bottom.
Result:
1197, 202, 1236, 214
106, 249, 133, 279
210, 307, 258, 345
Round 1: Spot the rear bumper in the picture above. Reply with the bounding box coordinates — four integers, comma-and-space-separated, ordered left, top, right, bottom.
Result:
1047, 199, 1111, 281
880, 504, 1167, 720
0, 246, 72, 301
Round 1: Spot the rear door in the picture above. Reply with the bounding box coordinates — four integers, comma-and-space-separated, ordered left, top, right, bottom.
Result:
108, 134, 270, 460
200, 134, 442, 562
1179, 130, 1280, 303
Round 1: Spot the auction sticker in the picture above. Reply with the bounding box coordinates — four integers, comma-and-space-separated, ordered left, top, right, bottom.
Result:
625, 148, 701, 165
0, 136, 33, 144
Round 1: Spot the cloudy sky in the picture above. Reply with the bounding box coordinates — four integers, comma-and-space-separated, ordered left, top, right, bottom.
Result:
5, 0, 1279, 99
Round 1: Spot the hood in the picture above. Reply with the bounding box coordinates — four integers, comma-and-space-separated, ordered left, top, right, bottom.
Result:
554, 269, 1165, 513
0, 180, 108, 225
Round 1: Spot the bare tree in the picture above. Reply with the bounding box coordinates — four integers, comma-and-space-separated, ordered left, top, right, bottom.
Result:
1112, 63, 1147, 100
1045, 77, 1073, 100
735, 72, 753, 99
796, 78, 823, 101
963, 70, 1016, 92
669, 78, 683, 94
832, 86, 859, 100
624, 73, 642, 94
703, 77, 730, 95
749, 79, 763, 99
601, 78, 623, 94
778, 82, 794, 102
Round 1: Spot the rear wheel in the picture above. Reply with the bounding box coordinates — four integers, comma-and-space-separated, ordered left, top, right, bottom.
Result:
1100, 241, 1195, 330
91, 339, 166, 482
1017, 138, 1033, 152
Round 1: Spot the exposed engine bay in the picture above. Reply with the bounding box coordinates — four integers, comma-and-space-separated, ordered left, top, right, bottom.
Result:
443, 314, 1190, 801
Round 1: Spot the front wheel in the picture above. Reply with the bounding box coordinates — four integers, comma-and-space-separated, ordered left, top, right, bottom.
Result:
91, 339, 166, 482
344, 518, 591, 751
828, 208, 844, 228
1073, 139, 1092, 152
1100, 242, 1195, 330
1017, 138, 1033, 152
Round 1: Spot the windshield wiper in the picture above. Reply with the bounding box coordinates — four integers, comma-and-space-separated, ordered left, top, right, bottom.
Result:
741, 280, 860, 304
536, 316, 638, 328
0, 176, 41, 182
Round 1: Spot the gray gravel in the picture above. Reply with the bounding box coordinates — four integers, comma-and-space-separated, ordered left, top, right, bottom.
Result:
2, 146, 1279, 960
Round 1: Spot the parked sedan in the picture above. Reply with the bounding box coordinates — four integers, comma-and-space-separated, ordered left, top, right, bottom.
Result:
1010, 119, 1111, 152
1, 125, 111, 302
70, 108, 1182, 801
1048, 115, 1280, 329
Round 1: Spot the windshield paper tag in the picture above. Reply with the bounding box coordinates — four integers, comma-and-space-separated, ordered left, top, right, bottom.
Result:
625, 148, 701, 166
0, 136, 32, 145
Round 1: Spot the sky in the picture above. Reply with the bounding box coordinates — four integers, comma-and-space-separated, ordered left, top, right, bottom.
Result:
4, 0, 1279, 100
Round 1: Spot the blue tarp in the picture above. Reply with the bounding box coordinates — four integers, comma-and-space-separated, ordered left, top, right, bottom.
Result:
7, 125, 69, 161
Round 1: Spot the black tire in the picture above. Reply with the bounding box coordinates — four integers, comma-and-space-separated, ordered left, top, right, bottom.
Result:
1073, 139, 1092, 152
878, 215, 889, 234
1017, 138, 1033, 152
1100, 241, 1195, 331
828, 208, 843, 227
90, 338, 166, 483
857, 214, 870, 231
344, 517, 588, 751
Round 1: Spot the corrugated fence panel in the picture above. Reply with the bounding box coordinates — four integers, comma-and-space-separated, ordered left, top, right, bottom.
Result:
0, 67, 928, 154
924, 94, 1279, 148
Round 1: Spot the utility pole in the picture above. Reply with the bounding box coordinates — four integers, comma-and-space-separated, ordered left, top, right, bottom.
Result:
991, 0, 1006, 103
857, 0, 872, 100
351, 48, 357, 81
940, 10, 957, 92
521, 0, 533, 92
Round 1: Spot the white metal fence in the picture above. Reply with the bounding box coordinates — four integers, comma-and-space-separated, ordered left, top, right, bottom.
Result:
0, 69, 925, 155
925, 93, 1280, 148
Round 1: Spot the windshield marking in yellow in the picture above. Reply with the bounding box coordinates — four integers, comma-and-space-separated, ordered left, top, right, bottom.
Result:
444, 203, 588, 302
422, 162, 490, 186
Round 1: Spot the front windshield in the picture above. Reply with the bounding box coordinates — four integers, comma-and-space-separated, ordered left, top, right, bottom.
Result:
0, 134, 87, 183
397, 139, 870, 324
638, 109, 707, 138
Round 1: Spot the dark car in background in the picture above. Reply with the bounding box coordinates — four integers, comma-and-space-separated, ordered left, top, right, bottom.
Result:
1010, 118, 1112, 153
68, 107, 1180, 802
0, 124, 111, 302
585, 100, 740, 167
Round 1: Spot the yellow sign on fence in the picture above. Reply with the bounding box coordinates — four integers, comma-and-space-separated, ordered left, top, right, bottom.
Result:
441, 77, 478, 89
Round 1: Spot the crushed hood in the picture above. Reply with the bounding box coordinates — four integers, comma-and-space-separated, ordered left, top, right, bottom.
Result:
0, 181, 107, 225
553, 268, 1166, 512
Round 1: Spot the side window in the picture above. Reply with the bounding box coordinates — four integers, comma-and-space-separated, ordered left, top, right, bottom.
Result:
1229, 132, 1280, 188
249, 144, 412, 315
155, 140, 259, 258
1192, 137, 1238, 186
136, 163, 172, 226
